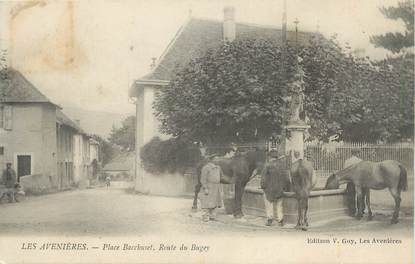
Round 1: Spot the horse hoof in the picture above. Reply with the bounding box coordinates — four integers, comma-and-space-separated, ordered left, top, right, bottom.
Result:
295, 225, 301, 230
301, 227, 308, 231
367, 215, 373, 221
234, 214, 244, 219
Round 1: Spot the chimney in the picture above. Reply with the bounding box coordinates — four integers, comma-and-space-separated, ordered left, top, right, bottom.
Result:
150, 57, 157, 70
223, 6, 235, 42
75, 119, 81, 127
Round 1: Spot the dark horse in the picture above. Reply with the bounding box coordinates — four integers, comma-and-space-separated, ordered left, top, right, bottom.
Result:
290, 158, 316, 231
192, 150, 266, 218
325, 160, 407, 224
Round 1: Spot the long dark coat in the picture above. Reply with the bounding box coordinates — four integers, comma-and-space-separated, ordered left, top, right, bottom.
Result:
200, 162, 223, 209
2, 168, 17, 188
260, 156, 290, 202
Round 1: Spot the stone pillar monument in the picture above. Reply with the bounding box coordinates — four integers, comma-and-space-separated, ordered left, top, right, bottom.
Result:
285, 56, 310, 162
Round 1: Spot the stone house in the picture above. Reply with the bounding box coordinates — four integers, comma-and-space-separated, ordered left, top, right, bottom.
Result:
129, 7, 325, 193
0, 68, 94, 192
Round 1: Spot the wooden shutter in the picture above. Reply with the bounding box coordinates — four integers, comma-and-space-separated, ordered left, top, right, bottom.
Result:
4, 105, 12, 130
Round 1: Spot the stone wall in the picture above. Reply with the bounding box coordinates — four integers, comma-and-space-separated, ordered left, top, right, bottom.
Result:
19, 174, 57, 195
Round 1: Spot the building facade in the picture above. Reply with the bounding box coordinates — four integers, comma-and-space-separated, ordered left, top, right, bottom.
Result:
0, 68, 95, 192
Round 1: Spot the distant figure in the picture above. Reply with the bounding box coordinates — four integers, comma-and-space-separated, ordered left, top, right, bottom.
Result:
260, 150, 290, 226
105, 175, 111, 188
200, 155, 223, 222
2, 162, 17, 203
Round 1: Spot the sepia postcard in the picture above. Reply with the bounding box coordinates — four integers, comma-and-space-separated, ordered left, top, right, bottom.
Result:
0, 0, 413, 263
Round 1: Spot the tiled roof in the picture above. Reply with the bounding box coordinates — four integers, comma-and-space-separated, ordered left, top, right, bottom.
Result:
56, 110, 85, 134
141, 18, 323, 82
0, 68, 57, 105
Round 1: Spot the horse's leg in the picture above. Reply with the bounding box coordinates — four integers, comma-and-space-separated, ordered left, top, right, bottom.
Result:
362, 189, 366, 215
192, 183, 201, 210
355, 186, 364, 220
304, 198, 309, 228
295, 197, 302, 229
365, 188, 373, 221
346, 182, 356, 216
389, 187, 401, 224
233, 178, 245, 218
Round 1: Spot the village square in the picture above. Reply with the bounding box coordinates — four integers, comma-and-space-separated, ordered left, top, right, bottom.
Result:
0, 1, 414, 263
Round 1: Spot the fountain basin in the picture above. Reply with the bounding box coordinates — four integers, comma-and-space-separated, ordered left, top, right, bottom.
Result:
243, 187, 348, 224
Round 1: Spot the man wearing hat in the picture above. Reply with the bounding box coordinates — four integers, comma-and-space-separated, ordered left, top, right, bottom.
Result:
200, 154, 223, 222
260, 149, 290, 226
2, 162, 17, 203
344, 149, 365, 216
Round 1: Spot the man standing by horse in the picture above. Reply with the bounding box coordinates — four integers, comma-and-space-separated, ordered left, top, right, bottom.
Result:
260, 149, 290, 226
200, 155, 223, 222
2, 162, 17, 203
344, 149, 368, 217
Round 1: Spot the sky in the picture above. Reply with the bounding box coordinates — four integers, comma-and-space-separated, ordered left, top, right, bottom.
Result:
2, 0, 405, 114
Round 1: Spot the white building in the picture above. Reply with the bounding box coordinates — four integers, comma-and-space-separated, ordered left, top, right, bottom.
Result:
72, 121, 91, 188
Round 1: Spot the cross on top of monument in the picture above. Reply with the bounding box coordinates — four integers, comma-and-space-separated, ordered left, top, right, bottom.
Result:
294, 18, 300, 48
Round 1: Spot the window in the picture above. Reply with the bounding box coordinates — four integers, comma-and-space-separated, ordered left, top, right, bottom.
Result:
0, 105, 12, 130
17, 155, 32, 178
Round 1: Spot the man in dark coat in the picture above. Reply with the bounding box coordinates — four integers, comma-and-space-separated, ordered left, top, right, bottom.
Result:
2, 162, 17, 203
261, 150, 290, 226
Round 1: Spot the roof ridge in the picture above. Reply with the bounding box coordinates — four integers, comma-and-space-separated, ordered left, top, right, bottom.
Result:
132, 16, 326, 85
12, 69, 53, 103
1, 68, 61, 108
145, 17, 192, 78
189, 16, 315, 34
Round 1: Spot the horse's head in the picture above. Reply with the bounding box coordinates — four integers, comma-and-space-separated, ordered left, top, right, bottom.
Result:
325, 174, 340, 189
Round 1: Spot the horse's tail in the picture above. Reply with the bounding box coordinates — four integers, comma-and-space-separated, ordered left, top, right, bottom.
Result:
398, 164, 408, 192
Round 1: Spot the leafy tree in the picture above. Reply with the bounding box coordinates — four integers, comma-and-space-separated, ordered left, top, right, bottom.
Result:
370, 0, 414, 53
108, 115, 136, 150
154, 36, 412, 144
367, 1, 414, 141
154, 39, 297, 145
90, 134, 116, 165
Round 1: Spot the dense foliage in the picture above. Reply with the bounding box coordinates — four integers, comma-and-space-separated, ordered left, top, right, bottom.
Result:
370, 0, 414, 53
90, 134, 116, 165
108, 115, 136, 150
154, 35, 413, 144
140, 137, 202, 175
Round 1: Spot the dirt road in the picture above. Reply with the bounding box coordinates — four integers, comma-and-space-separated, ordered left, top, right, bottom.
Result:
0, 187, 412, 237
